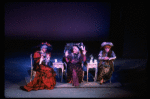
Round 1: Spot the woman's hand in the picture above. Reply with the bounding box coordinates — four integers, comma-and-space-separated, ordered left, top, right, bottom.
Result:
82, 46, 87, 55
39, 56, 44, 64
46, 54, 50, 60
104, 56, 109, 60
65, 50, 69, 57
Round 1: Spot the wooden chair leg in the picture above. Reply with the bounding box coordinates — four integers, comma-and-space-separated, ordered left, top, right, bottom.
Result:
61, 68, 63, 82
110, 71, 113, 83
82, 71, 84, 82
87, 68, 88, 82
110, 77, 111, 83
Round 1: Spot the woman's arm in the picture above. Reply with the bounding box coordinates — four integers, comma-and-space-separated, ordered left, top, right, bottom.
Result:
33, 51, 41, 63
109, 51, 116, 60
82, 54, 86, 62
45, 53, 51, 65
64, 51, 71, 63
98, 50, 105, 60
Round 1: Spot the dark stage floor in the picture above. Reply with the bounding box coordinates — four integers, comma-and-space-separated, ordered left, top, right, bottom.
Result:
4, 50, 148, 98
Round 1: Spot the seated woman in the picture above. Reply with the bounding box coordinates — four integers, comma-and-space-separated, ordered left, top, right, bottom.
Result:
64, 44, 86, 87
20, 42, 56, 92
97, 42, 116, 85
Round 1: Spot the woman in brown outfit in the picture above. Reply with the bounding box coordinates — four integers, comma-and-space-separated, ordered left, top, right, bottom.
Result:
97, 42, 116, 84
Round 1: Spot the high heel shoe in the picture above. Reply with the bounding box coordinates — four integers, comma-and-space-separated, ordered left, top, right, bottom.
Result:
68, 80, 73, 83
100, 78, 104, 85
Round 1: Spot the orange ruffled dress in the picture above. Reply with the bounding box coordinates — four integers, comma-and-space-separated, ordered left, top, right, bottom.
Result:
23, 51, 56, 92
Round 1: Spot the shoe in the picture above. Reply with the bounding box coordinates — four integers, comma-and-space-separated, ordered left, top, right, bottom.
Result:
72, 84, 80, 87
68, 80, 72, 83
100, 79, 103, 85
20, 86, 28, 91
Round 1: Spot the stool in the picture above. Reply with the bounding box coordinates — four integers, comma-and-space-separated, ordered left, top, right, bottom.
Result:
87, 62, 98, 82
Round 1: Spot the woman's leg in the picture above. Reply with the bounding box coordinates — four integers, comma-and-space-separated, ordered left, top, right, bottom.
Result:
72, 69, 79, 86
67, 66, 73, 83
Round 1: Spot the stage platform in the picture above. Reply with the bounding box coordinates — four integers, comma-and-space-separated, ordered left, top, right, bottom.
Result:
24, 76, 122, 88
55, 81, 122, 88
4, 52, 148, 98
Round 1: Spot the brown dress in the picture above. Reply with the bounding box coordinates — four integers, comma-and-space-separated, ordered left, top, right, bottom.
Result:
65, 53, 86, 86
97, 50, 115, 81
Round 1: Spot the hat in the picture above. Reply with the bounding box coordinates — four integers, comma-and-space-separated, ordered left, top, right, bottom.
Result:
101, 42, 113, 47
41, 45, 48, 49
73, 43, 83, 51
40, 42, 52, 52
31, 42, 52, 53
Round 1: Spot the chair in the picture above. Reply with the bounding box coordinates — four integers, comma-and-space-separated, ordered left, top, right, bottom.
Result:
109, 61, 114, 84
63, 61, 68, 82
81, 63, 85, 82
30, 54, 36, 82
29, 53, 53, 82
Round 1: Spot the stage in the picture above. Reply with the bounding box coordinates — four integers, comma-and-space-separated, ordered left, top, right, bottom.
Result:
4, 51, 148, 98
4, 2, 147, 98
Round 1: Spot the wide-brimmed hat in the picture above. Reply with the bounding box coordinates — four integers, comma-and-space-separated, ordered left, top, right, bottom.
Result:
101, 42, 113, 48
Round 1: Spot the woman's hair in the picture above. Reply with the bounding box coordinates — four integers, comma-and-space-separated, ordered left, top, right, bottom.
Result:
73, 46, 79, 53
40, 45, 48, 50
104, 45, 111, 49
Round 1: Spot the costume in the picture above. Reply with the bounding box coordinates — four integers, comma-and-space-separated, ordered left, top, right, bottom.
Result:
64, 43, 86, 86
65, 52, 86, 86
97, 42, 116, 84
22, 42, 56, 92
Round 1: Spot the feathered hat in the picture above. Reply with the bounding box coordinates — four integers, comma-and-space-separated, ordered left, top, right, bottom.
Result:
40, 42, 52, 52
31, 42, 52, 53
64, 42, 85, 54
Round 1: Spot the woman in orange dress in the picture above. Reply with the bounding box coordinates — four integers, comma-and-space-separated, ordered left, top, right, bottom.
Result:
20, 42, 56, 92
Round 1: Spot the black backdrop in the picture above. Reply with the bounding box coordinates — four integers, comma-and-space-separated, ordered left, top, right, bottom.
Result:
5, 2, 147, 59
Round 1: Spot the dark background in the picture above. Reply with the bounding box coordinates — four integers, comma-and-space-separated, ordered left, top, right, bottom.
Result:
5, 2, 147, 59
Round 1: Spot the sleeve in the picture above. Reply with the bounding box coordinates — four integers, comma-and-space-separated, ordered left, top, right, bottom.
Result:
33, 51, 41, 63
45, 53, 51, 64
82, 54, 86, 62
64, 54, 72, 63
98, 50, 104, 60
98, 51, 102, 57
109, 51, 116, 60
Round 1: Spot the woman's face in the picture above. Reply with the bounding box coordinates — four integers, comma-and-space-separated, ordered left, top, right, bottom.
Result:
42, 48, 47, 53
104, 45, 111, 53
73, 46, 79, 54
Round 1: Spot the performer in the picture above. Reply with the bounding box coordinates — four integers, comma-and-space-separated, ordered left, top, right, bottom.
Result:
97, 42, 116, 85
20, 42, 56, 92
64, 44, 86, 87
